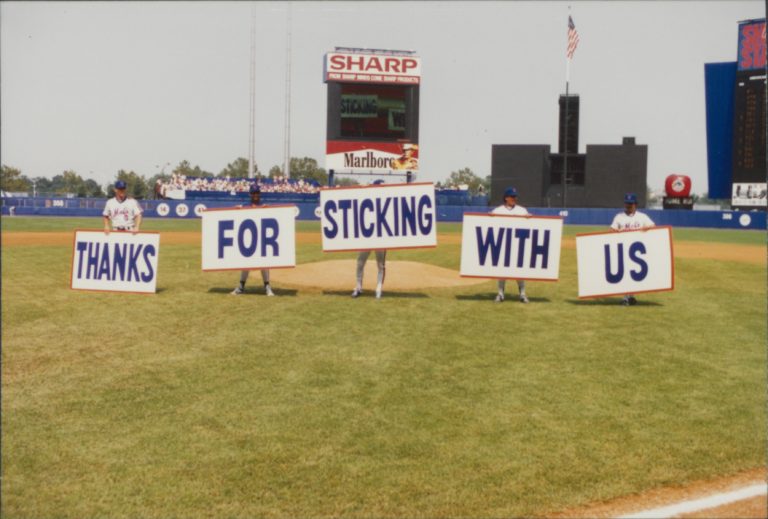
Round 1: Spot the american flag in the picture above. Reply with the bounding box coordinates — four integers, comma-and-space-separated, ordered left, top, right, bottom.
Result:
567, 15, 580, 59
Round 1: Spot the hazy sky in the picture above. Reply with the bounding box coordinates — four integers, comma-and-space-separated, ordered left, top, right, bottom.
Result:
1, 1, 763, 193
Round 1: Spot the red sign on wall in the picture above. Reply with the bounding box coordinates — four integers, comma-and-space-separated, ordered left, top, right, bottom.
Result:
737, 19, 766, 71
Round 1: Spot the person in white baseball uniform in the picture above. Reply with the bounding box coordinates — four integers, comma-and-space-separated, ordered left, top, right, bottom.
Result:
610, 192, 655, 306
491, 186, 529, 303
103, 180, 143, 233
230, 184, 275, 297
351, 250, 386, 299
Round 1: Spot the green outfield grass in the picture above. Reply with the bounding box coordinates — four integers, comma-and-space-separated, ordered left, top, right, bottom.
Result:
2, 217, 765, 518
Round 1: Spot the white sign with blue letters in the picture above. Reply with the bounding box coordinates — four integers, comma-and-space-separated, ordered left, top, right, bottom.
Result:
459, 213, 564, 280
71, 230, 160, 294
320, 183, 437, 252
576, 226, 674, 298
201, 205, 296, 271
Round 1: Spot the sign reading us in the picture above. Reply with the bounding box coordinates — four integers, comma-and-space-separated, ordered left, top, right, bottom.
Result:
201, 205, 297, 271
459, 213, 564, 281
70, 230, 160, 294
576, 226, 674, 299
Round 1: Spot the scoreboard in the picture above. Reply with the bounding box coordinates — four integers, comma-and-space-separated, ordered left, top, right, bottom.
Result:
733, 19, 767, 184
731, 19, 766, 209
324, 48, 421, 175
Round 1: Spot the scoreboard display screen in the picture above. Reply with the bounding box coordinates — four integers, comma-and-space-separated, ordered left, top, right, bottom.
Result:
327, 82, 418, 142
732, 77, 767, 183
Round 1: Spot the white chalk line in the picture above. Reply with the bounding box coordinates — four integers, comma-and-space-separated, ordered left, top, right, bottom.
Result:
616, 482, 767, 518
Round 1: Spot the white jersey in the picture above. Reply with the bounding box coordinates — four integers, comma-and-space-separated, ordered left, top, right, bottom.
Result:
610, 210, 654, 231
103, 197, 143, 229
491, 204, 530, 216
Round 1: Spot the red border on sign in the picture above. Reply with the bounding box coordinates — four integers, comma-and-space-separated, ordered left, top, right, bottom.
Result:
70, 229, 161, 295
574, 225, 674, 299
322, 244, 437, 253
201, 265, 296, 273
462, 212, 565, 221
319, 182, 433, 192
201, 204, 297, 213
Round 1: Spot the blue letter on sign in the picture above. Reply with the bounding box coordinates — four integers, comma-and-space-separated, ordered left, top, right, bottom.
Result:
218, 220, 234, 258
323, 201, 338, 239
261, 218, 279, 257
628, 242, 648, 281
604, 244, 624, 284
238, 220, 258, 257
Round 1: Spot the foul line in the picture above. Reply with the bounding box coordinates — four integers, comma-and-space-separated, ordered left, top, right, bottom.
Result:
617, 483, 767, 518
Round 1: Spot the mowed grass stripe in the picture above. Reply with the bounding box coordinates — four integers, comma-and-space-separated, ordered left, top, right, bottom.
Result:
1, 218, 765, 518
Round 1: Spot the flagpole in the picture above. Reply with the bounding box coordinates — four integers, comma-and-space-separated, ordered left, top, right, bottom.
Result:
563, 62, 569, 209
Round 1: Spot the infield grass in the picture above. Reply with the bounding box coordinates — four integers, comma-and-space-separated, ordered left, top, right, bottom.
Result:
2, 217, 765, 518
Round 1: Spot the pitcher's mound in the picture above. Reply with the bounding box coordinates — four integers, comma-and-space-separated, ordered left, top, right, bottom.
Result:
270, 260, 487, 290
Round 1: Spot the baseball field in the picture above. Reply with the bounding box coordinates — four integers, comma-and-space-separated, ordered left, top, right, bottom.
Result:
1, 216, 765, 518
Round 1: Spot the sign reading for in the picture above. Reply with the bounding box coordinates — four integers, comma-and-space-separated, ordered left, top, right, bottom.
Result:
71, 230, 160, 294
201, 205, 297, 271
576, 226, 674, 299
460, 213, 563, 281
320, 183, 436, 252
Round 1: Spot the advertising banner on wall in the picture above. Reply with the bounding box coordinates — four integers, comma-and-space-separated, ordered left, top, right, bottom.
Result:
324, 52, 421, 84
70, 230, 160, 294
732, 182, 768, 207
326, 141, 419, 173
576, 226, 674, 299
319, 182, 436, 252
201, 205, 297, 271
459, 213, 563, 281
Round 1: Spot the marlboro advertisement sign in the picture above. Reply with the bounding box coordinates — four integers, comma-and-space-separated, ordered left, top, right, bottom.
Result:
326, 141, 419, 173
324, 52, 421, 84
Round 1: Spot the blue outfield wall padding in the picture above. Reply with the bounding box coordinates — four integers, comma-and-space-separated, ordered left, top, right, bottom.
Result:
2, 197, 765, 230
704, 62, 737, 199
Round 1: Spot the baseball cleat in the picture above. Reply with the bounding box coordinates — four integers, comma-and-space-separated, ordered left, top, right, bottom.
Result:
494, 293, 504, 303
265, 285, 275, 297
351, 289, 362, 298
519, 294, 529, 304
230, 287, 243, 295
628, 296, 637, 306
621, 296, 630, 306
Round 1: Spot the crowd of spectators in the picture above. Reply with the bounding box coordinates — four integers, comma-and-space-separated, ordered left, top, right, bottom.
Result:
157, 174, 321, 198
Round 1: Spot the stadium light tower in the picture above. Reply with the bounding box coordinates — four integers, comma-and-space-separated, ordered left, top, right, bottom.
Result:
248, 2, 257, 179
282, 3, 293, 179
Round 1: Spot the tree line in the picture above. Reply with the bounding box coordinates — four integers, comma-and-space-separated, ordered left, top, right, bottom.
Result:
1, 159, 491, 198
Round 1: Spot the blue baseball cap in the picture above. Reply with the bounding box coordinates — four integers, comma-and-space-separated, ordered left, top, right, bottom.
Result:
624, 193, 637, 204
503, 187, 518, 198
114, 180, 127, 190
249, 184, 261, 194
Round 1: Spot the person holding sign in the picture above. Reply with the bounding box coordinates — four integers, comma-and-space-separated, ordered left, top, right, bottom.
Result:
230, 184, 275, 297
351, 250, 386, 299
491, 187, 529, 303
610, 193, 655, 306
103, 180, 143, 233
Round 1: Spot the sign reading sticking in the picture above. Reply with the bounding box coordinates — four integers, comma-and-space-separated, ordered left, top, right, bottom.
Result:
319, 183, 436, 252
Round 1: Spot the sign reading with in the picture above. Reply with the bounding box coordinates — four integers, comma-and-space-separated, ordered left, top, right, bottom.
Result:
201, 205, 297, 271
320, 183, 436, 252
576, 226, 674, 299
460, 213, 564, 281
71, 230, 160, 294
